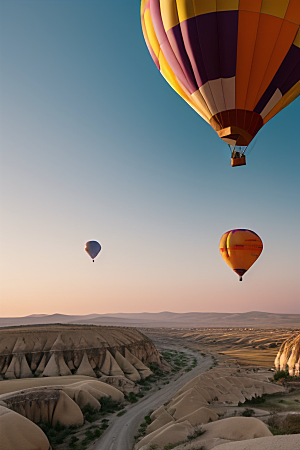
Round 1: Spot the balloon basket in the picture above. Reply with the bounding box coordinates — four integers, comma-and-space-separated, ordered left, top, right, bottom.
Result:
231, 155, 246, 167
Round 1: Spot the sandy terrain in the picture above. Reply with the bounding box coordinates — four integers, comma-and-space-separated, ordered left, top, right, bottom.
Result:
1, 326, 299, 450
90, 348, 213, 450
143, 327, 299, 368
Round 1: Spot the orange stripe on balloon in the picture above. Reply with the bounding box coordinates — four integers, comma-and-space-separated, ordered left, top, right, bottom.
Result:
285, 0, 300, 25
245, 14, 283, 111
254, 20, 298, 107
239, 0, 262, 13
236, 11, 260, 109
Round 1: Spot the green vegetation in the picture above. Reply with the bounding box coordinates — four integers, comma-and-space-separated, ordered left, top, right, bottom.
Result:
161, 349, 198, 374
242, 408, 254, 417
37, 397, 122, 449
38, 422, 78, 447
243, 391, 300, 413
82, 398, 122, 422
149, 362, 166, 377
67, 423, 110, 449
242, 394, 266, 405
116, 409, 127, 416
137, 411, 153, 437
187, 427, 205, 440
124, 392, 139, 404
267, 413, 300, 435
273, 370, 299, 382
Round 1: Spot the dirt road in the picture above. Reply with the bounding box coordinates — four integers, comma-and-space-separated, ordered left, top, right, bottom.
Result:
91, 349, 212, 450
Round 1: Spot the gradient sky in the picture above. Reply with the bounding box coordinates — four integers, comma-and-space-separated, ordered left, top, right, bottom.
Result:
1, 0, 299, 317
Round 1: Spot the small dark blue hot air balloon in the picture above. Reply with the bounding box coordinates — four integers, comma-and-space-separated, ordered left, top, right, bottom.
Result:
85, 241, 101, 262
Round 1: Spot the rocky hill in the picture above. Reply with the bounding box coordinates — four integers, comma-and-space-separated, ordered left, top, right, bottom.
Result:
275, 332, 300, 376
0, 324, 161, 381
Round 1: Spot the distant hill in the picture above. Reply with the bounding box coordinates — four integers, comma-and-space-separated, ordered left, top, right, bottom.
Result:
0, 311, 299, 328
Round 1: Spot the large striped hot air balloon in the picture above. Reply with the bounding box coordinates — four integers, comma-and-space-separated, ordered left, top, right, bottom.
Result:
141, 0, 300, 166
219, 229, 263, 281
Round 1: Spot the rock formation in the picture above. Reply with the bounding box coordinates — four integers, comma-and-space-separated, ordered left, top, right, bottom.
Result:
0, 405, 50, 450
0, 324, 159, 381
274, 333, 300, 376
0, 378, 124, 426
135, 366, 285, 450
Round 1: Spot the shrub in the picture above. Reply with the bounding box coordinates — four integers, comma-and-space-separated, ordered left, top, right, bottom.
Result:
242, 409, 254, 417
274, 370, 289, 381
38, 422, 77, 446
245, 395, 266, 405
282, 414, 300, 434
187, 426, 204, 440
125, 392, 138, 404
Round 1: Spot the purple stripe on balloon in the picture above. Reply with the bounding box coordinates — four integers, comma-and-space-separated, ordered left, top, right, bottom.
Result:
180, 17, 208, 88
166, 25, 198, 93
150, 0, 197, 94
180, 11, 238, 85
194, 12, 221, 81
281, 60, 300, 95
217, 11, 238, 79
254, 44, 300, 114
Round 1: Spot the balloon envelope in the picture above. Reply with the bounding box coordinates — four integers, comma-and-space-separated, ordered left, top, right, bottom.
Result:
141, 0, 300, 150
219, 229, 263, 280
85, 241, 101, 261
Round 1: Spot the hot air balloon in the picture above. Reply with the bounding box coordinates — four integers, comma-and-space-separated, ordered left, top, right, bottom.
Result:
85, 241, 101, 262
219, 229, 263, 281
141, 0, 300, 166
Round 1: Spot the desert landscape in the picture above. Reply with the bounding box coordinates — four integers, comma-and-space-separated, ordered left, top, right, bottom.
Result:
0, 318, 299, 450
1, 0, 300, 449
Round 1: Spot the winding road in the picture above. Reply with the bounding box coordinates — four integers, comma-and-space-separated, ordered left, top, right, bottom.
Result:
91, 349, 212, 450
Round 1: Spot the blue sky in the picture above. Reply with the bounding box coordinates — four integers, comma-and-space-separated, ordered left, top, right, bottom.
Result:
1, 0, 299, 316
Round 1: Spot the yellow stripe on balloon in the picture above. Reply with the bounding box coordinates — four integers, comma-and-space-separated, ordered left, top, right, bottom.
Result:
263, 80, 300, 124
144, 9, 160, 58
293, 27, 300, 48
260, 0, 290, 20
159, 52, 210, 123
160, 0, 180, 33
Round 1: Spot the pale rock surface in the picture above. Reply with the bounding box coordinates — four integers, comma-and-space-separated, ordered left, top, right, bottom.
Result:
52, 390, 84, 426
0, 324, 163, 381
275, 333, 300, 375
99, 375, 139, 394
4, 355, 17, 379
101, 350, 124, 377
114, 351, 141, 381
150, 405, 166, 421
0, 405, 50, 450
68, 380, 124, 402
124, 348, 153, 378
76, 352, 96, 377
42, 354, 60, 377
177, 406, 218, 426
0, 375, 103, 395
214, 434, 300, 450
146, 409, 174, 434
200, 417, 272, 441
168, 387, 208, 420
135, 420, 194, 449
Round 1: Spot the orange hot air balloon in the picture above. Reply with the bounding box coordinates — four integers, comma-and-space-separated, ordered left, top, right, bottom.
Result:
219, 229, 263, 281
